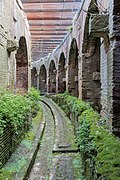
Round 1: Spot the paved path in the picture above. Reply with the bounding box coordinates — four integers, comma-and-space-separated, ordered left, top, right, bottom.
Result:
28, 97, 84, 180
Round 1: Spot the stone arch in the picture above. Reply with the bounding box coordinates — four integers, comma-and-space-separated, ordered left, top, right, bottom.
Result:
68, 38, 79, 97
31, 67, 37, 89
39, 64, 47, 95
81, 1, 101, 111
16, 36, 28, 94
58, 52, 66, 93
48, 60, 56, 93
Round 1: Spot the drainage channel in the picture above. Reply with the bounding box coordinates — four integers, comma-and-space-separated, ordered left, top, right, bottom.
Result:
27, 101, 55, 180
26, 97, 84, 180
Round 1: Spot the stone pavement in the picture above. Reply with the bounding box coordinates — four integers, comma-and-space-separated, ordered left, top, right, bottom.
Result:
28, 97, 84, 180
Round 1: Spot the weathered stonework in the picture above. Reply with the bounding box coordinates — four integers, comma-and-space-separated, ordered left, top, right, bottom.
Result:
39, 65, 47, 94
7, 39, 18, 52
89, 14, 109, 38
58, 53, 66, 93
0, 0, 31, 91
31, 0, 120, 136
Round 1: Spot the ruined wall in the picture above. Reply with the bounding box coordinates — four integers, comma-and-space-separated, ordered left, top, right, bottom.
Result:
39, 65, 47, 94
58, 53, 66, 93
108, 0, 120, 135
0, 0, 31, 91
32, 0, 120, 136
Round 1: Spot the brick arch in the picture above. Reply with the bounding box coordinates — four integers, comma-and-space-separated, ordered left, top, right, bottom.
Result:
47, 57, 57, 70
31, 67, 37, 89
68, 38, 79, 97
16, 36, 28, 94
81, 1, 101, 111
58, 52, 66, 93
39, 64, 47, 95
48, 60, 56, 93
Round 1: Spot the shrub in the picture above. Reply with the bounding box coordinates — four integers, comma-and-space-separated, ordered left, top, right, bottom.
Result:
52, 93, 120, 180
0, 90, 31, 135
27, 87, 41, 117
0, 87, 41, 135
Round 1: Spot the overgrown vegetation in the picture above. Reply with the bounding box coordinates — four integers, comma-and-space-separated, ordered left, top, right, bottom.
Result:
0, 109, 43, 180
0, 87, 41, 168
27, 87, 41, 117
53, 92, 120, 180
0, 87, 40, 135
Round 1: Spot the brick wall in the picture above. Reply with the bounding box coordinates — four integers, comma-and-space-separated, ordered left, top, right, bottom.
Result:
0, 0, 31, 91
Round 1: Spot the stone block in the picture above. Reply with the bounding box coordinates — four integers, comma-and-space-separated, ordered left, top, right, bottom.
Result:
74, 76, 78, 82
62, 78, 66, 82
7, 39, 18, 52
89, 14, 109, 38
52, 79, 56, 83
93, 72, 100, 81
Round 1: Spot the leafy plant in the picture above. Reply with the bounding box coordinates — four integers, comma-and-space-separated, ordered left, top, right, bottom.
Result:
0, 91, 31, 135
27, 87, 41, 117
52, 93, 120, 180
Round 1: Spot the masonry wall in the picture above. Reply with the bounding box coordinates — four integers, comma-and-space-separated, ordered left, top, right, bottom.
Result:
32, 0, 120, 136
0, 0, 31, 91
108, 0, 120, 135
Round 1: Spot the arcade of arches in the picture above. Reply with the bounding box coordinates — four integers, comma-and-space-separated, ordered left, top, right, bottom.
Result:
0, 1, 120, 136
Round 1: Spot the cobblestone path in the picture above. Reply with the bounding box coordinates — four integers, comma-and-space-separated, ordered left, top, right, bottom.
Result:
28, 97, 84, 180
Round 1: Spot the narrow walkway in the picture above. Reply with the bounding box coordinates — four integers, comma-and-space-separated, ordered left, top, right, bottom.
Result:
28, 97, 83, 180
29, 102, 55, 180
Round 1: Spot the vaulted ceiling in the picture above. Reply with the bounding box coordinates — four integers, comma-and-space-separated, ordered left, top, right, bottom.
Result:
21, 0, 82, 61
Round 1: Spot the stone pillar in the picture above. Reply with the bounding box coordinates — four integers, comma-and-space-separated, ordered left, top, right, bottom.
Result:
65, 58, 69, 92
37, 70, 39, 90
108, 0, 120, 136
46, 70, 49, 93
78, 55, 82, 99
56, 67, 59, 94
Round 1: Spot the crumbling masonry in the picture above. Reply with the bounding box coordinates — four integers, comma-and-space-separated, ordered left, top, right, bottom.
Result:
0, 0, 120, 136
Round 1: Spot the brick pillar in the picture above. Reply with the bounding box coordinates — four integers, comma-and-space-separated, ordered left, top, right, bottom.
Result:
56, 67, 59, 94
66, 60, 69, 92
37, 71, 39, 90
108, 0, 120, 136
46, 70, 49, 93
78, 55, 82, 99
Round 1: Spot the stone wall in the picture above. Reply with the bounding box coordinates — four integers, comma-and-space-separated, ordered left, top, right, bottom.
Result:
32, 0, 120, 136
108, 0, 120, 136
0, 0, 31, 91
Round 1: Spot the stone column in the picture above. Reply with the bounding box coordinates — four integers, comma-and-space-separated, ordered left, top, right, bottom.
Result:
65, 59, 67, 92
108, 0, 120, 136
78, 54, 82, 99
46, 70, 49, 93
56, 67, 59, 94
37, 70, 39, 90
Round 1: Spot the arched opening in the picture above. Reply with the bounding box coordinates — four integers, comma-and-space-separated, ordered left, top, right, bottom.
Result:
68, 38, 79, 97
39, 65, 47, 95
58, 53, 66, 93
16, 36, 28, 94
31, 67, 37, 89
48, 60, 56, 93
82, 2, 101, 112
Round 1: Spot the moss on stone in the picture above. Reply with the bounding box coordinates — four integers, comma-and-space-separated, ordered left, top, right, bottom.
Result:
0, 108, 43, 180
53, 93, 120, 180
32, 110, 43, 126
0, 170, 13, 180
